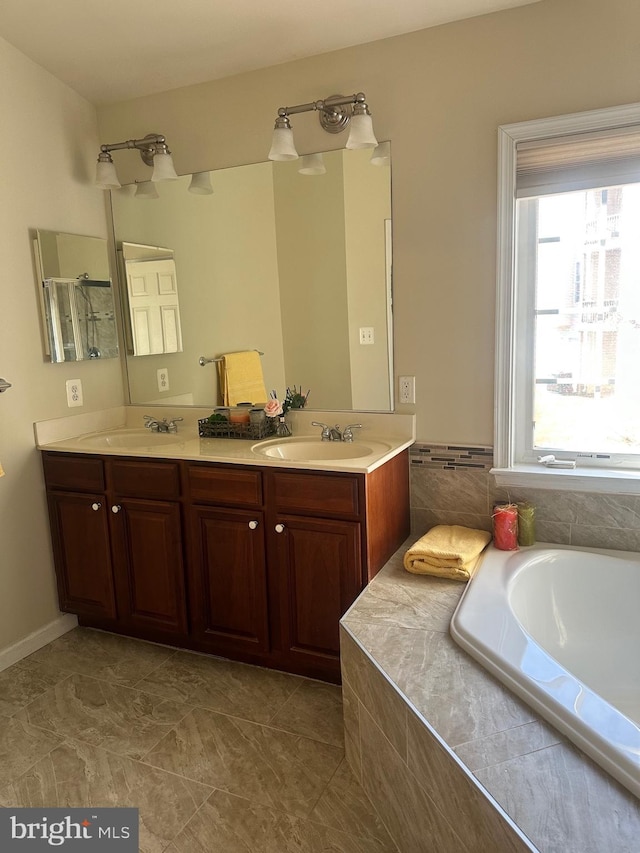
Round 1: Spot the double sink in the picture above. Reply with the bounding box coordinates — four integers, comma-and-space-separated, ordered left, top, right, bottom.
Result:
75, 428, 391, 462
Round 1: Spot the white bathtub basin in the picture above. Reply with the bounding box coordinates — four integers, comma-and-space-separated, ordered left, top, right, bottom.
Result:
451, 544, 640, 799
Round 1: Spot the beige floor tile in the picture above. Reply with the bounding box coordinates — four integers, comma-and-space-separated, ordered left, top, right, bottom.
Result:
310, 759, 396, 848
269, 679, 345, 747
25, 627, 175, 686
16, 673, 191, 760
0, 738, 212, 853
167, 789, 397, 853
0, 716, 62, 787
134, 649, 300, 724
143, 706, 343, 818
0, 659, 70, 716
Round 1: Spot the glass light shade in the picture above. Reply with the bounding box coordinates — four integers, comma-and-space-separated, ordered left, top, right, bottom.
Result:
188, 171, 214, 194
370, 141, 390, 166
346, 113, 378, 149
134, 181, 159, 199
151, 152, 179, 181
298, 153, 326, 176
95, 159, 121, 189
268, 127, 299, 161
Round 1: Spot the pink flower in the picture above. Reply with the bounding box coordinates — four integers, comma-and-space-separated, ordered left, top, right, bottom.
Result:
264, 398, 283, 418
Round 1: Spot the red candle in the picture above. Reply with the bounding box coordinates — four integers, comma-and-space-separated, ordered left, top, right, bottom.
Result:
493, 503, 519, 550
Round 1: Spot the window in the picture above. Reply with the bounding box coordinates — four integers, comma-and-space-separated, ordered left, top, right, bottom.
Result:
494, 103, 640, 491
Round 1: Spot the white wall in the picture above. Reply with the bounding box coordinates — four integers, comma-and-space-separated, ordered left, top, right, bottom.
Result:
0, 37, 124, 651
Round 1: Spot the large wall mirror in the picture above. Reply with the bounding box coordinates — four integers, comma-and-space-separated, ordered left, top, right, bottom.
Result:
110, 146, 392, 410
33, 230, 119, 363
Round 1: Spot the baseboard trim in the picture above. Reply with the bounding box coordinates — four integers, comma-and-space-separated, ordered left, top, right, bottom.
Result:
0, 613, 78, 673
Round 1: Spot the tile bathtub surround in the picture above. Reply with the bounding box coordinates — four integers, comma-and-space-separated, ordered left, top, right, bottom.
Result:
0, 627, 395, 853
341, 541, 640, 853
410, 446, 640, 550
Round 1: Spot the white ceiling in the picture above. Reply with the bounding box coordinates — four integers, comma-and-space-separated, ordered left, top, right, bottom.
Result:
0, 0, 539, 104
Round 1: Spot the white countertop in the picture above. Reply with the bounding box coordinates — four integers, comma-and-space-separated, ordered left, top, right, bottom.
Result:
35, 406, 416, 475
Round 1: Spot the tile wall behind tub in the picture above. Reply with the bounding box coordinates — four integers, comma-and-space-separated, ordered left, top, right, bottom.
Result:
409, 443, 640, 551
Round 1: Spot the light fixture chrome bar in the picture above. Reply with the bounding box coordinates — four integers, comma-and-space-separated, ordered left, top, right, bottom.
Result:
276, 92, 366, 118
99, 133, 170, 167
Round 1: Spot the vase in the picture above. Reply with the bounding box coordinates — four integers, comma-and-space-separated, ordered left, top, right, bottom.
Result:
276, 416, 292, 437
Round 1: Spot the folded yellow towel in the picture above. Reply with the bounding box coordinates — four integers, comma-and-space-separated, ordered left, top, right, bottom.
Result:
403, 525, 491, 581
217, 350, 268, 406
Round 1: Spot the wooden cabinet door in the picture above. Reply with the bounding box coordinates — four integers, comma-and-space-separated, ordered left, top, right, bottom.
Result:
189, 506, 269, 655
47, 492, 117, 619
275, 515, 362, 671
110, 497, 187, 635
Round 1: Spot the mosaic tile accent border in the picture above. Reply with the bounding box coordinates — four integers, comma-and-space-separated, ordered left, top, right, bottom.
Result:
410, 443, 494, 471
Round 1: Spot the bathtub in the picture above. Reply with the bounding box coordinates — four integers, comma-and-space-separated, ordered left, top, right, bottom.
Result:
450, 543, 640, 799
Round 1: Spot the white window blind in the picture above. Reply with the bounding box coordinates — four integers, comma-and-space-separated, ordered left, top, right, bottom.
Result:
516, 125, 640, 198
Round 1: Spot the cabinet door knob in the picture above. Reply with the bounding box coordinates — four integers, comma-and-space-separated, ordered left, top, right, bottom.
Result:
111, 505, 121, 514
91, 502, 101, 511
275, 523, 285, 534
248, 520, 259, 530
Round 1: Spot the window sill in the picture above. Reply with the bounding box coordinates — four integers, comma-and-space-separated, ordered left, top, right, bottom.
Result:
491, 464, 640, 495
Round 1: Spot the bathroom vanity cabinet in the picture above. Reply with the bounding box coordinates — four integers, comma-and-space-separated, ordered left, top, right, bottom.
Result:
42, 449, 410, 682
44, 454, 187, 635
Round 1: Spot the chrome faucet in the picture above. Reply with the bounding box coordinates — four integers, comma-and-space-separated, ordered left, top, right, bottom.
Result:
311, 421, 332, 441
311, 421, 362, 442
342, 424, 362, 442
144, 415, 183, 433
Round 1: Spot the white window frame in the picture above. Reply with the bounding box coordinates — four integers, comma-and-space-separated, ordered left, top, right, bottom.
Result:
493, 102, 640, 494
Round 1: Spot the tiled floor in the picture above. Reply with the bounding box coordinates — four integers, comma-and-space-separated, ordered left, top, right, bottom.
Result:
0, 628, 396, 852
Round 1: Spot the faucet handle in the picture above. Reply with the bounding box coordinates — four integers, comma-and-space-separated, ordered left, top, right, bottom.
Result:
143, 415, 158, 430
166, 417, 184, 433
343, 424, 362, 442
311, 421, 331, 441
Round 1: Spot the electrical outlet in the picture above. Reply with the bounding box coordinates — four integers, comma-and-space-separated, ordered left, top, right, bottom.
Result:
359, 326, 375, 345
157, 368, 170, 392
66, 379, 83, 408
399, 375, 415, 404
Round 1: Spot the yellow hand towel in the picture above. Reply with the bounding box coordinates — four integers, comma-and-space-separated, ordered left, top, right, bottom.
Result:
403, 525, 491, 582
217, 351, 268, 407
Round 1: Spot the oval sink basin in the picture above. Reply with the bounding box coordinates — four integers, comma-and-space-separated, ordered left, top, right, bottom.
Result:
252, 437, 390, 462
76, 428, 186, 449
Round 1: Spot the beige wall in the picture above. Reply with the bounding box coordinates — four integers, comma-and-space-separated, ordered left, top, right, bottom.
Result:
343, 149, 392, 410
0, 36, 124, 651
97, 0, 640, 444
273, 151, 352, 409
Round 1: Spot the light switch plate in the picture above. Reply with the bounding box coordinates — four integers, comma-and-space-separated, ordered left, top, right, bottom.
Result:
66, 379, 83, 407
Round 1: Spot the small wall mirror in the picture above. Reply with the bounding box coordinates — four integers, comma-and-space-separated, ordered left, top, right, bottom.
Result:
33, 229, 119, 363
118, 242, 183, 356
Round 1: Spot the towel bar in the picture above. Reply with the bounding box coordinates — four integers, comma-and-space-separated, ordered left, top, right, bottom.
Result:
199, 350, 264, 366
0, 378, 12, 393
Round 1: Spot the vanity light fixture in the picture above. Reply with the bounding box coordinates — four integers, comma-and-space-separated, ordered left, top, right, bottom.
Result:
298, 153, 326, 176
268, 92, 378, 162
370, 140, 391, 167
95, 133, 179, 189
188, 171, 214, 194
134, 181, 159, 199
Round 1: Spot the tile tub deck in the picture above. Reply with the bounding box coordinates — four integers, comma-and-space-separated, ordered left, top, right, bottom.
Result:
340, 541, 640, 853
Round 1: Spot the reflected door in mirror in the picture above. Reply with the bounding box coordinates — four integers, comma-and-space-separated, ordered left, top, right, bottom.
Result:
126, 258, 182, 355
